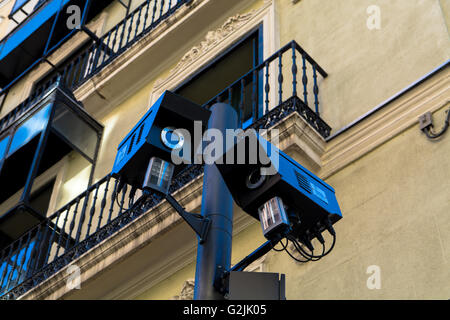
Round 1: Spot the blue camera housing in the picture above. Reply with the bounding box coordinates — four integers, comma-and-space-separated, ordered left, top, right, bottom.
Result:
112, 91, 210, 187
216, 131, 342, 240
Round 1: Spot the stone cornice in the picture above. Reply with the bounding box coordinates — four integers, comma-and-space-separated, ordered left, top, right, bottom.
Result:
320, 66, 450, 179
18, 172, 205, 300
273, 111, 327, 170
150, 1, 274, 103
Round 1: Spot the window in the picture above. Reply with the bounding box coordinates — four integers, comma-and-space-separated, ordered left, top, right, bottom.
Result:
0, 84, 102, 249
175, 27, 263, 128
0, 236, 36, 293
0, 0, 113, 89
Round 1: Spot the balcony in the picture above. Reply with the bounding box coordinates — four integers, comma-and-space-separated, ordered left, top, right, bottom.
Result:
0, 0, 115, 89
0, 38, 330, 299
0, 79, 102, 259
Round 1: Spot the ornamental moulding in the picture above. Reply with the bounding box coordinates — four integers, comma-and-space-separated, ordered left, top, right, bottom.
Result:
153, 8, 262, 89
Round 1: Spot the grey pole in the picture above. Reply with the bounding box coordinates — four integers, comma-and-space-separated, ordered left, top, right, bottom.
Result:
194, 103, 238, 300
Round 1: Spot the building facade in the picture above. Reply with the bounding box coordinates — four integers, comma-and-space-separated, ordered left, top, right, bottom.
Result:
0, 0, 449, 300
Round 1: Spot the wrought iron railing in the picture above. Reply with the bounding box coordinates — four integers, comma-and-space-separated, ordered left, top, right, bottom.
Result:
0, 0, 191, 133
0, 74, 61, 133
202, 40, 330, 137
0, 163, 205, 299
0, 174, 122, 298
58, 0, 191, 89
0, 39, 330, 298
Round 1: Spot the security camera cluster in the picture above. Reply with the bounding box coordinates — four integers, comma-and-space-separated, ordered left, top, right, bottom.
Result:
112, 90, 342, 265
215, 129, 341, 256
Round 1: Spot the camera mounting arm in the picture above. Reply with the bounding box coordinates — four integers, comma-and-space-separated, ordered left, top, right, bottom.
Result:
213, 236, 282, 295
230, 236, 282, 272
165, 194, 211, 244
139, 157, 211, 244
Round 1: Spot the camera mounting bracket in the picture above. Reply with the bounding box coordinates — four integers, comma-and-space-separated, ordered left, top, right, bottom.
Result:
165, 194, 211, 244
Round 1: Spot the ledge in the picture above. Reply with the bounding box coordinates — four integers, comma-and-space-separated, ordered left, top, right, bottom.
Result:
320, 65, 450, 179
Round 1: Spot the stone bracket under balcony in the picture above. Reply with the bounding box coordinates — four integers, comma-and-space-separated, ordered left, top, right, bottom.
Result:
254, 96, 329, 172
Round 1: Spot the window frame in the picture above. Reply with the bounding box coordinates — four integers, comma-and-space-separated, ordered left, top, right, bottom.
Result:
0, 84, 103, 247
173, 25, 264, 128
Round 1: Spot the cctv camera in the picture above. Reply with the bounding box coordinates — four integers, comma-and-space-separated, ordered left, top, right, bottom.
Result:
112, 91, 210, 188
215, 130, 342, 241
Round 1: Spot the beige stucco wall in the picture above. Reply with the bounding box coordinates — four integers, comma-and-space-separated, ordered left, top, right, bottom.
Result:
277, 104, 450, 299
135, 220, 267, 300
80, 3, 450, 300
278, 0, 450, 131
2, 0, 449, 138
89, 0, 265, 181
439, 0, 450, 32
3, 0, 449, 123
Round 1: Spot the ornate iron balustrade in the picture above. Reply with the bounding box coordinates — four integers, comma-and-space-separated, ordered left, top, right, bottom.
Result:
57, 0, 192, 90
0, 74, 61, 133
0, 174, 123, 298
203, 40, 331, 138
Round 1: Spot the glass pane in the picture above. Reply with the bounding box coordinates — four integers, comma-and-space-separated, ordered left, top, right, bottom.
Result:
0, 135, 10, 161
55, 152, 92, 209
52, 105, 98, 160
7, 103, 51, 157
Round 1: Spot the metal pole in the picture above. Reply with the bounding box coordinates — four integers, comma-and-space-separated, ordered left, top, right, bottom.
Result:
194, 103, 238, 300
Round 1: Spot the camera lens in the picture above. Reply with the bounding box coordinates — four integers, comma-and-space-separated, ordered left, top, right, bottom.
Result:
161, 126, 185, 149
246, 168, 266, 189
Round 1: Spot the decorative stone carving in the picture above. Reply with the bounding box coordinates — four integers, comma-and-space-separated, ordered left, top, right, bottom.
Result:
245, 255, 268, 272
153, 10, 258, 89
172, 279, 195, 300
